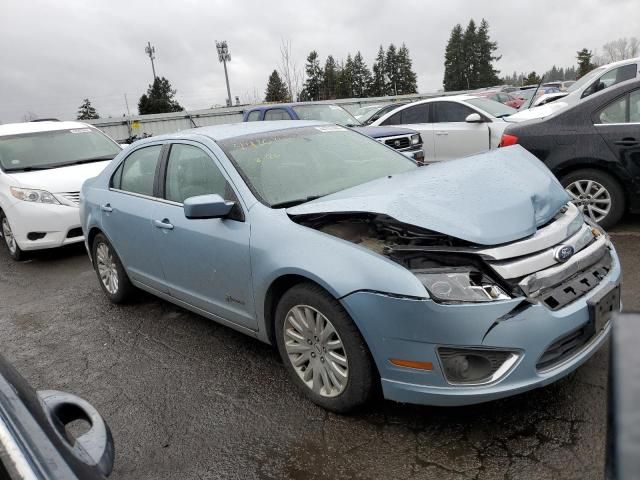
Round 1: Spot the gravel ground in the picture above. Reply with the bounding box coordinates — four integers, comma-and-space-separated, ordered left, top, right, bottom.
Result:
0, 215, 638, 480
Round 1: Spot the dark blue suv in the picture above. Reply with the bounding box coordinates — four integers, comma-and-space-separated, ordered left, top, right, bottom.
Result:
243, 103, 425, 163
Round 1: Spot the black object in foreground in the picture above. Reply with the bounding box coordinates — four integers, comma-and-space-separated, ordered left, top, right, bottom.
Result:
607, 313, 640, 480
0, 354, 113, 479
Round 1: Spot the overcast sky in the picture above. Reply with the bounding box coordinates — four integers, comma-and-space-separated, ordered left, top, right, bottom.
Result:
1, 0, 638, 122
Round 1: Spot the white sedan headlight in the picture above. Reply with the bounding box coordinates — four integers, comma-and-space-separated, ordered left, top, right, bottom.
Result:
10, 187, 60, 205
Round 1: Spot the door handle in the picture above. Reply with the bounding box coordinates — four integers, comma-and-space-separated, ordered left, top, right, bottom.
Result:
153, 219, 174, 230
100, 203, 113, 213
435, 131, 449, 136
614, 137, 638, 146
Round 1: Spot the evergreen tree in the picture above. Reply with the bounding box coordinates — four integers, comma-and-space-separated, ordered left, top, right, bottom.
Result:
475, 19, 500, 87
264, 70, 289, 102
444, 24, 468, 91
371, 46, 387, 96
138, 77, 183, 115
336, 56, 354, 98
351, 51, 373, 97
384, 44, 399, 95
525, 71, 542, 85
323, 55, 338, 100
576, 48, 595, 78
76, 98, 99, 120
461, 20, 478, 89
396, 43, 418, 94
303, 50, 323, 101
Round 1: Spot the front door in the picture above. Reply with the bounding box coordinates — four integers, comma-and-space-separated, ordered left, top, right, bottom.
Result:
152, 142, 256, 330
432, 101, 490, 161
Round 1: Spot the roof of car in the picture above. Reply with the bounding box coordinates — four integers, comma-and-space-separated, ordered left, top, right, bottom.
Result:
152, 120, 331, 142
0, 120, 93, 137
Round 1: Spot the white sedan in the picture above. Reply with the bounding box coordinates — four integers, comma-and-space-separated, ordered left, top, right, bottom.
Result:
369, 95, 517, 162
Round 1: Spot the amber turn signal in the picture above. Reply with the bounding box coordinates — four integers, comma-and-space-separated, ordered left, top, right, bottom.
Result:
389, 359, 434, 371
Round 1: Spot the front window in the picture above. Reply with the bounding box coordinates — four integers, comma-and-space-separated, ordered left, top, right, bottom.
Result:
218, 126, 416, 207
466, 98, 516, 118
566, 66, 606, 93
0, 127, 121, 172
291, 105, 361, 126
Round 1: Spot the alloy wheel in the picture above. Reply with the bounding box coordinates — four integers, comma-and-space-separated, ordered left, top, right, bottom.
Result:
283, 305, 349, 398
565, 179, 612, 223
1, 217, 17, 255
96, 243, 119, 295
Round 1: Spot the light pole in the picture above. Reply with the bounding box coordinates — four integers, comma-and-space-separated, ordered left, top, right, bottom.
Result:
216, 40, 232, 107
145, 41, 157, 82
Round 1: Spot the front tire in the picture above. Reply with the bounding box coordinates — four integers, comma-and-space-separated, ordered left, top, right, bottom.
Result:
0, 211, 24, 261
275, 283, 376, 413
561, 169, 625, 229
92, 233, 134, 303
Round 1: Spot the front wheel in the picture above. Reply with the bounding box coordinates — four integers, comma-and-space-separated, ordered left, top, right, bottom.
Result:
561, 169, 625, 229
92, 233, 134, 303
275, 283, 376, 413
0, 211, 24, 261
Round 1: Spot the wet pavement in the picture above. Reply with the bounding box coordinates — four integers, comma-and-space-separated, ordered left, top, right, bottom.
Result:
0, 215, 638, 480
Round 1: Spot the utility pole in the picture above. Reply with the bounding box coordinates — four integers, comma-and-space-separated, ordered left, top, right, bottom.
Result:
216, 40, 232, 107
145, 41, 157, 82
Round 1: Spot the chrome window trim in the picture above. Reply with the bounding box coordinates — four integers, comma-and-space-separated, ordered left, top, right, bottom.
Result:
0, 414, 38, 480
594, 122, 640, 126
108, 188, 182, 207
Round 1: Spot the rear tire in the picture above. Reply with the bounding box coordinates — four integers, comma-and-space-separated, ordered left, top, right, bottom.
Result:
560, 169, 625, 229
0, 211, 25, 261
92, 233, 134, 303
275, 282, 376, 413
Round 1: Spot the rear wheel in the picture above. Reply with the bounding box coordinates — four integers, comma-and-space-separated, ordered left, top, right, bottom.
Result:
0, 211, 24, 261
275, 283, 376, 413
561, 169, 625, 229
92, 233, 134, 303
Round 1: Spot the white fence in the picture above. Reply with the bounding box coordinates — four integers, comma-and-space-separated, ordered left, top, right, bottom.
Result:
85, 91, 468, 142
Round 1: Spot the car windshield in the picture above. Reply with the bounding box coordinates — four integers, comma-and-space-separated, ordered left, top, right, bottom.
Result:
0, 128, 121, 172
466, 97, 517, 118
218, 126, 416, 207
566, 66, 606, 92
354, 105, 384, 122
292, 105, 362, 126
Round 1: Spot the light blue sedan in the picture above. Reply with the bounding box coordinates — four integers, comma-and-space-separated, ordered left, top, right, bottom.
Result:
80, 121, 621, 412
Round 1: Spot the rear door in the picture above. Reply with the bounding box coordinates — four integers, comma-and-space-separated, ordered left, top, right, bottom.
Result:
381, 103, 435, 161
103, 144, 167, 291
594, 89, 640, 178
432, 101, 491, 161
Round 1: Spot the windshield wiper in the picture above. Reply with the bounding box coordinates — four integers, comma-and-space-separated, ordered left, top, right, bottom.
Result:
3, 165, 54, 172
66, 154, 118, 165
271, 195, 324, 208
2, 154, 117, 173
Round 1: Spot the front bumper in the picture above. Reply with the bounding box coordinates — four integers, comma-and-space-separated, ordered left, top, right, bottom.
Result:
340, 246, 621, 407
2, 200, 83, 251
400, 149, 425, 163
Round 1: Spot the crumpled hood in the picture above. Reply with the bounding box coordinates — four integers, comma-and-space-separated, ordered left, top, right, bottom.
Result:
288, 145, 570, 246
354, 125, 418, 138
6, 161, 111, 193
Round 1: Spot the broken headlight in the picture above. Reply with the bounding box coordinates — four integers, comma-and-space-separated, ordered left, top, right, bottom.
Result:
414, 268, 510, 303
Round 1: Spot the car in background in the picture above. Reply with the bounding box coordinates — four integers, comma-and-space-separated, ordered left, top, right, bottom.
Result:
0, 353, 114, 479
81, 120, 620, 412
0, 121, 121, 260
243, 103, 424, 163
474, 90, 524, 109
543, 80, 576, 91
500, 78, 640, 228
368, 95, 517, 161
528, 58, 640, 113
514, 86, 562, 109
354, 102, 411, 124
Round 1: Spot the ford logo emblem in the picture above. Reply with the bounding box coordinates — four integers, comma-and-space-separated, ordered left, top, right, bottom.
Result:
394, 140, 401, 147
554, 245, 575, 263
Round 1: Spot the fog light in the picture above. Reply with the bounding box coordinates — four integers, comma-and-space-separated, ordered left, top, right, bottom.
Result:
438, 347, 518, 385
27, 232, 46, 241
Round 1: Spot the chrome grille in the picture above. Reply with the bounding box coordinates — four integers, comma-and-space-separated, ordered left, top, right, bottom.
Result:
384, 136, 411, 150
478, 203, 611, 310
60, 192, 80, 205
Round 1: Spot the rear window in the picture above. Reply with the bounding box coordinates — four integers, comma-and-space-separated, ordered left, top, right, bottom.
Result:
246, 111, 261, 122
0, 128, 121, 172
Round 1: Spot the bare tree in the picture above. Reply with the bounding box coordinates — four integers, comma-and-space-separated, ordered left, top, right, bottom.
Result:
279, 39, 304, 101
601, 37, 639, 62
629, 37, 640, 58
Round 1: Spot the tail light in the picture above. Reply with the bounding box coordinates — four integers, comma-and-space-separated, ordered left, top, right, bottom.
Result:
499, 133, 519, 147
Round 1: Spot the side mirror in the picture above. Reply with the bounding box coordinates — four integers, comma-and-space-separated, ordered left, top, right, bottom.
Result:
184, 194, 235, 219
465, 113, 483, 123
